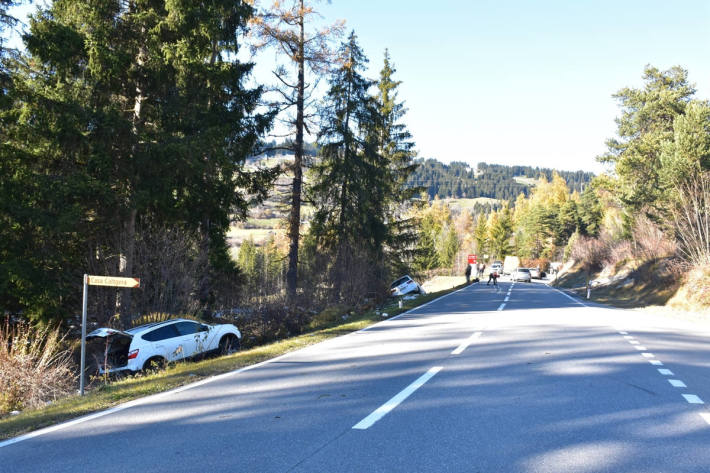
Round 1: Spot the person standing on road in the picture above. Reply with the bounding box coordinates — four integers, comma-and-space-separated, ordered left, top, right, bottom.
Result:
487, 269, 498, 286
479, 263, 485, 279
465, 264, 472, 284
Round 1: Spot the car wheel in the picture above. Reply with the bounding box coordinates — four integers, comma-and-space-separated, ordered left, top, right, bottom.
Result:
142, 356, 166, 372
219, 334, 240, 355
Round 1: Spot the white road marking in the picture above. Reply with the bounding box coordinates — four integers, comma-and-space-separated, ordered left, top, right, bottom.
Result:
629, 340, 640, 344
683, 394, 704, 404
619, 331, 628, 335
642, 353, 655, 358
552, 287, 587, 307
504, 296, 510, 302
497, 303, 506, 311
634, 346, 647, 350
352, 366, 443, 430
658, 369, 674, 375
649, 360, 664, 366
451, 332, 482, 355
1, 282, 477, 448
669, 380, 687, 388
700, 413, 710, 425
623, 335, 634, 339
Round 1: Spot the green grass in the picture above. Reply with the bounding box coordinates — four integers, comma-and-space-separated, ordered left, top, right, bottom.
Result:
442, 197, 500, 209
0, 284, 464, 441
513, 176, 538, 186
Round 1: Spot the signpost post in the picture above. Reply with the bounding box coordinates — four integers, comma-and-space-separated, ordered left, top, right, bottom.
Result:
80, 274, 140, 395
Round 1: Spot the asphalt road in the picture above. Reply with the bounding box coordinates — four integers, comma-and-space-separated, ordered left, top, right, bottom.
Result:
3, 279, 710, 472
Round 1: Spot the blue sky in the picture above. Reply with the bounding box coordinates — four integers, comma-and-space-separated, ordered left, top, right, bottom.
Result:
310, 0, 710, 173
8, 1, 710, 174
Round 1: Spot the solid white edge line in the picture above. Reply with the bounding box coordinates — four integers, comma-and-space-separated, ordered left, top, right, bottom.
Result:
352, 366, 443, 430
504, 296, 510, 302
1, 283, 475, 448
551, 286, 587, 307
451, 332, 482, 355
497, 303, 506, 311
0, 350, 293, 449
683, 394, 704, 404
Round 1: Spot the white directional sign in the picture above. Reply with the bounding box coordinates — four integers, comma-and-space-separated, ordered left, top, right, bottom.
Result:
87, 275, 141, 288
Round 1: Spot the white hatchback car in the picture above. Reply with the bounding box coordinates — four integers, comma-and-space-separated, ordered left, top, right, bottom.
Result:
390, 275, 424, 296
87, 318, 242, 373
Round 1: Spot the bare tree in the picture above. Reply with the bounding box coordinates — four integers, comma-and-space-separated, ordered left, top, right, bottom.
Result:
249, 0, 344, 300
672, 171, 710, 266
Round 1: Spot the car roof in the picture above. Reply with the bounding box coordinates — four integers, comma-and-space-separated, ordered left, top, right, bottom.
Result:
126, 318, 195, 334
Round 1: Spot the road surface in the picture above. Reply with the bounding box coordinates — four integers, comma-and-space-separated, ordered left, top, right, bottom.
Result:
3, 280, 710, 472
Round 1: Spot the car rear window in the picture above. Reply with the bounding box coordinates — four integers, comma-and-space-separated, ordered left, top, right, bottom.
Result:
390, 277, 411, 288
142, 324, 180, 342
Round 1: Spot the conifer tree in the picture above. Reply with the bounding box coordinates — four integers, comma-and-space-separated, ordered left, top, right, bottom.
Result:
1, 0, 273, 321
309, 31, 377, 300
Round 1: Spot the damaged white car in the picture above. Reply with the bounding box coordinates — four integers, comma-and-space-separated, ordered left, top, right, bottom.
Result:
86, 318, 242, 373
390, 275, 425, 297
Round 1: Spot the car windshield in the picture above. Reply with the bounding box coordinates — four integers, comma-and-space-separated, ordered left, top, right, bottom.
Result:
517, 269, 530, 273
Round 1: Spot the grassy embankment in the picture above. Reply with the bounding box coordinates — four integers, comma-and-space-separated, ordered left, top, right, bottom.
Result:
553, 260, 710, 314
0, 284, 464, 441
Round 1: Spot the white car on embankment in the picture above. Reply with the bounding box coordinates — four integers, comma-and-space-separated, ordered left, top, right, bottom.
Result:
87, 318, 242, 373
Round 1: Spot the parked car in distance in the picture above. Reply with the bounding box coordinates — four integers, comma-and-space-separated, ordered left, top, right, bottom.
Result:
512, 268, 532, 282
490, 262, 504, 275
390, 275, 424, 296
528, 267, 541, 279
86, 318, 242, 374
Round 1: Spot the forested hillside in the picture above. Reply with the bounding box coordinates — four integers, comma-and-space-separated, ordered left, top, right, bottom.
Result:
407, 159, 595, 200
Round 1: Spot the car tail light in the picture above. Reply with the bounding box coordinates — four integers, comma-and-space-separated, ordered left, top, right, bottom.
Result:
127, 349, 139, 360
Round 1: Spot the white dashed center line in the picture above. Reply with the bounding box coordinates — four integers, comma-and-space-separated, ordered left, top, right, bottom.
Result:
451, 332, 482, 355
353, 366, 443, 430
682, 394, 704, 404
619, 331, 628, 335
669, 379, 687, 388
642, 353, 655, 358
649, 360, 664, 366
497, 303, 506, 311
658, 369, 674, 376
634, 346, 648, 350
629, 340, 640, 344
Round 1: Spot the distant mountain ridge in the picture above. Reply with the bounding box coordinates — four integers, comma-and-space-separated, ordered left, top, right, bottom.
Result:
407, 159, 595, 201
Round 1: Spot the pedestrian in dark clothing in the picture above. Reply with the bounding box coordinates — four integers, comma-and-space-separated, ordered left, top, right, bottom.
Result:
487, 270, 498, 286
465, 264, 472, 284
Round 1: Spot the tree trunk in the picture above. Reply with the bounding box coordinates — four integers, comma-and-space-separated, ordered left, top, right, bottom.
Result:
286, 4, 305, 301
117, 208, 137, 323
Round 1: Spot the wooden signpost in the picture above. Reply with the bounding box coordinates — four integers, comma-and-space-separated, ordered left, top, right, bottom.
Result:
80, 274, 141, 395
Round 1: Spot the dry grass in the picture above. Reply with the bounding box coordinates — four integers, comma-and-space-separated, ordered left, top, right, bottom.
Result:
0, 320, 76, 415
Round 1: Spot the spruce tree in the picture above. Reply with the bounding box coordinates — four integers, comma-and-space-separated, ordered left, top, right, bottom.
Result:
308, 31, 380, 301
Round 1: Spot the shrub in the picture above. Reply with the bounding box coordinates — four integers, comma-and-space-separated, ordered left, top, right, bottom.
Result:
0, 319, 76, 415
